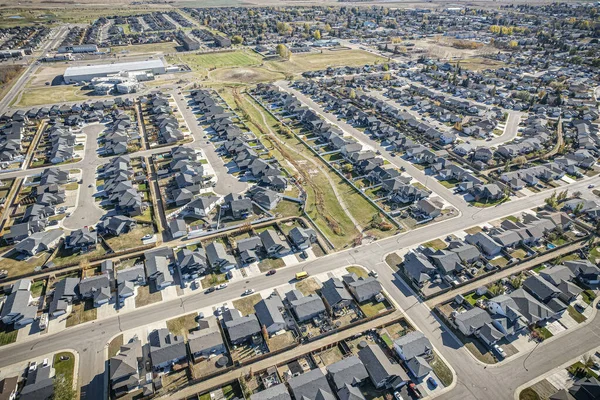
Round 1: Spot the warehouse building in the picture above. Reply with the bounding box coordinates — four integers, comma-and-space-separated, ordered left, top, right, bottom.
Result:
63, 59, 167, 84
57, 44, 99, 53
176, 32, 200, 51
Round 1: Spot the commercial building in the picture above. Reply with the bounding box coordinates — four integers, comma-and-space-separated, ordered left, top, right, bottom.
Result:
63, 59, 167, 84
57, 44, 99, 53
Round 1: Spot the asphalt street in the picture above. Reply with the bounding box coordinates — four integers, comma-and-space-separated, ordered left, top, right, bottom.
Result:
1, 173, 599, 399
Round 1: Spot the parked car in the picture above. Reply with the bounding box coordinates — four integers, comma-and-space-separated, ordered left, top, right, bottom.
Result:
589, 184, 596, 189
205, 286, 215, 294
394, 391, 403, 400
493, 344, 505, 358
216, 283, 228, 290
196, 312, 205, 320
427, 377, 438, 388
267, 270, 276, 276
368, 270, 379, 278
243, 289, 255, 296
141, 234, 153, 240
29, 361, 37, 372
42, 358, 49, 368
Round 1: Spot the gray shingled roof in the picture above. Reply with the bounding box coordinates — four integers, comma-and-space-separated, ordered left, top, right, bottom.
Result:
326, 356, 369, 390
249, 383, 291, 400
393, 330, 432, 360
287, 368, 333, 400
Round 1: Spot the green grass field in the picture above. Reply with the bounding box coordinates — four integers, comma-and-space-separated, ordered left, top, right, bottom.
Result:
169, 50, 262, 71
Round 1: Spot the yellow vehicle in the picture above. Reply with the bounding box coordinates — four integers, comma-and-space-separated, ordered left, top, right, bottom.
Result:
295, 271, 309, 280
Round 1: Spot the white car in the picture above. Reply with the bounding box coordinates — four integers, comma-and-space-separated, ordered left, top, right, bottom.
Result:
216, 283, 228, 290
42, 358, 49, 367
394, 391, 403, 400
141, 234, 153, 240
493, 344, 505, 357
28, 361, 37, 372
243, 289, 255, 296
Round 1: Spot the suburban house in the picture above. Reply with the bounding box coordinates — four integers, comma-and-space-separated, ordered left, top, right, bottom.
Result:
326, 356, 369, 391
286, 290, 327, 323
15, 229, 63, 257
287, 368, 335, 400
454, 307, 493, 336
358, 344, 408, 389
223, 308, 261, 345
49, 277, 79, 317
0, 279, 37, 328
249, 384, 291, 400
144, 248, 174, 290
78, 274, 112, 307
187, 317, 226, 362
205, 242, 237, 271
393, 330, 433, 361
321, 277, 353, 311
254, 295, 286, 336
288, 227, 317, 250
109, 337, 144, 398
343, 274, 382, 303
259, 230, 291, 258
64, 227, 98, 253
149, 329, 188, 373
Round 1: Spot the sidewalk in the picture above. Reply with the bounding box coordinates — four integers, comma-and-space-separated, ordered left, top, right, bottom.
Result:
163, 311, 403, 400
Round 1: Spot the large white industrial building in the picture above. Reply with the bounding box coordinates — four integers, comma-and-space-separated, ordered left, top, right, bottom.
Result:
63, 59, 167, 84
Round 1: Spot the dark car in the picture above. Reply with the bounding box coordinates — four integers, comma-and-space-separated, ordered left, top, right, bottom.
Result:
427, 377, 438, 389
205, 286, 215, 294
267, 269, 276, 276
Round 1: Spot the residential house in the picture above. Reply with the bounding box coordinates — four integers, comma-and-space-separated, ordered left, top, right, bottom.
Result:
78, 274, 111, 307
321, 277, 353, 311
393, 331, 433, 361
149, 328, 188, 373
145, 248, 174, 290
205, 242, 237, 271
223, 308, 261, 345
286, 291, 326, 323
326, 356, 369, 391
288, 227, 317, 250
250, 384, 291, 400
0, 279, 37, 328
259, 230, 290, 258
15, 229, 63, 257
454, 307, 493, 336
65, 227, 97, 253
49, 277, 79, 317
254, 295, 286, 336
287, 368, 335, 400
187, 317, 226, 362
358, 344, 408, 389
109, 337, 143, 398
344, 275, 382, 303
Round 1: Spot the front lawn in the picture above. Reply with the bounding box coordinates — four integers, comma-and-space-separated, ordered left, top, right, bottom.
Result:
430, 351, 453, 387
581, 290, 596, 305
531, 325, 553, 340
567, 306, 587, 324
65, 300, 97, 327
134, 285, 163, 308
200, 273, 228, 289
232, 293, 262, 316
385, 253, 402, 272
258, 257, 285, 272
463, 292, 490, 306
166, 313, 198, 339
423, 238, 447, 251
346, 266, 369, 278
519, 388, 540, 400
53, 352, 75, 389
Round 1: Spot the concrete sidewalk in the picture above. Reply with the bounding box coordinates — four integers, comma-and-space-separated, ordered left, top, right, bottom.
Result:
163, 311, 403, 400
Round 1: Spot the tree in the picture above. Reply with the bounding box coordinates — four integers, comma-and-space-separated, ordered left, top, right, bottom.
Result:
341, 163, 353, 174
349, 89, 356, 99
261, 324, 269, 342
324, 23, 332, 32
276, 44, 290, 60
545, 191, 558, 210
53, 375, 76, 400
514, 156, 527, 166
313, 30, 321, 40
573, 190, 582, 198
231, 35, 243, 45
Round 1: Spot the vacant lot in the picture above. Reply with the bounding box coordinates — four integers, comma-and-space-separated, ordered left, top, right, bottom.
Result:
15, 86, 96, 107
169, 50, 262, 72
265, 50, 387, 75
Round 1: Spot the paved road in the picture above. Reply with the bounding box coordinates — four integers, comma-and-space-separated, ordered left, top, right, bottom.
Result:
62, 124, 106, 231
274, 81, 469, 213
170, 91, 249, 196
0, 26, 69, 114
1, 172, 599, 399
